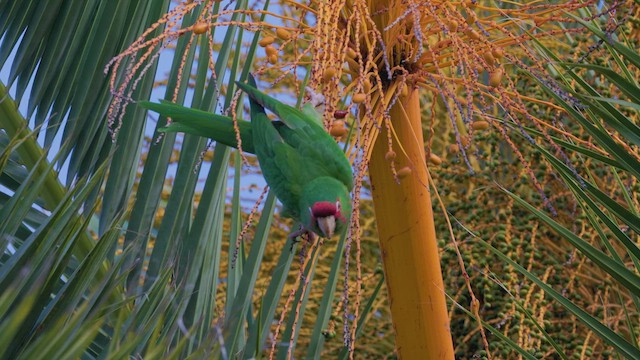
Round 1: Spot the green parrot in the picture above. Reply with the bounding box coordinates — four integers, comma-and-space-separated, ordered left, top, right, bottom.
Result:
142, 76, 353, 239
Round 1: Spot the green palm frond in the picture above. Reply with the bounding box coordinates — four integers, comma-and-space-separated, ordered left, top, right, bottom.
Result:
0, 1, 169, 182
487, 14, 640, 359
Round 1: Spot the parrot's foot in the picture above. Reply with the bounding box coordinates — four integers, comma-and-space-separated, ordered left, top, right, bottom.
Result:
288, 226, 306, 251
288, 225, 307, 240
288, 226, 316, 252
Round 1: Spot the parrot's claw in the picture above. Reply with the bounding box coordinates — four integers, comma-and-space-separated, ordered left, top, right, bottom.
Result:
288, 226, 319, 252
288, 225, 306, 239
288, 225, 306, 251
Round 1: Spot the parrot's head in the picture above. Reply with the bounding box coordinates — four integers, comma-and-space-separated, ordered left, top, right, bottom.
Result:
300, 177, 352, 238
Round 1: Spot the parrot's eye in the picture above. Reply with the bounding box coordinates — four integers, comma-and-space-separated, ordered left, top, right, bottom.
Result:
335, 200, 341, 214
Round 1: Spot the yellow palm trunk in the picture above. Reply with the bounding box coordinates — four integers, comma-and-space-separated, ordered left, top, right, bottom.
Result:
368, 90, 454, 359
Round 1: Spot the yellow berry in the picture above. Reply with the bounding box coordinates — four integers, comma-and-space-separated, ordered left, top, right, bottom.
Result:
323, 67, 337, 82
193, 22, 208, 35
268, 54, 278, 64
265, 45, 277, 57
461, 135, 470, 147
465, 28, 481, 41
385, 150, 396, 161
472, 120, 490, 130
489, 68, 503, 87
428, 153, 442, 166
492, 48, 504, 60
276, 28, 291, 41
330, 121, 347, 137
482, 52, 495, 66
352, 93, 366, 103
397, 166, 412, 179
259, 36, 275, 47
447, 20, 459, 32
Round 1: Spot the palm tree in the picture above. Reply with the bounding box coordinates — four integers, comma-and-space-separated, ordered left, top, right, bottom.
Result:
1, 0, 638, 358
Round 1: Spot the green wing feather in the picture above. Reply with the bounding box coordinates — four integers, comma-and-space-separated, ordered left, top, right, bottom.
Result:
240, 76, 305, 217
236, 79, 354, 191
141, 100, 255, 154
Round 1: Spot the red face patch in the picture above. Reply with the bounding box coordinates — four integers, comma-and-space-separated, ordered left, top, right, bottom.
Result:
311, 201, 338, 218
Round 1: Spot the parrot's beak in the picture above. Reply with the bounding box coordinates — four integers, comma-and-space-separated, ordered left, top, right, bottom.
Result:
317, 216, 336, 238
